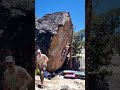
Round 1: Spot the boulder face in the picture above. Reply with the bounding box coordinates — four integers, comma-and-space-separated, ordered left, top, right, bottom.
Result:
35, 12, 73, 72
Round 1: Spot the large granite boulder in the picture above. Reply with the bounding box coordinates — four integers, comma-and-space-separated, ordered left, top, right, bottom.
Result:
35, 12, 73, 72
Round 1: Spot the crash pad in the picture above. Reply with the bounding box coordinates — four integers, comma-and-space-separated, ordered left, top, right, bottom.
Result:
63, 70, 76, 74
44, 71, 51, 77
64, 74, 76, 79
74, 71, 85, 76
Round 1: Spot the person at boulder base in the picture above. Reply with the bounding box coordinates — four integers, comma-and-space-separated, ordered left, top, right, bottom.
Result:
36, 49, 49, 88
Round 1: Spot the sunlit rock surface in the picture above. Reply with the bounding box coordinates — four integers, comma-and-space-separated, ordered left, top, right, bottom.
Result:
35, 12, 73, 72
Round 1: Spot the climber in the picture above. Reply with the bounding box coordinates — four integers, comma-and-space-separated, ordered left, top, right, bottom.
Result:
61, 43, 71, 61
66, 43, 71, 63
3, 55, 33, 90
63, 43, 73, 70
36, 49, 49, 88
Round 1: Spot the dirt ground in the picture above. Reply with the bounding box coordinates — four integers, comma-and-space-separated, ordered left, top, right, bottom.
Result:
35, 75, 85, 90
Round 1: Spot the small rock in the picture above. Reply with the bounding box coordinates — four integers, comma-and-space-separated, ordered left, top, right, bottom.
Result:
60, 85, 69, 90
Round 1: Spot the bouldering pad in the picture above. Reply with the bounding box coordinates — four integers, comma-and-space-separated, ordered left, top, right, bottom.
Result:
64, 74, 76, 79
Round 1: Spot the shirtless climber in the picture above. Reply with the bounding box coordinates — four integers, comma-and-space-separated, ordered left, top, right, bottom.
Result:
3, 55, 33, 90
61, 43, 73, 69
36, 49, 49, 88
61, 43, 71, 61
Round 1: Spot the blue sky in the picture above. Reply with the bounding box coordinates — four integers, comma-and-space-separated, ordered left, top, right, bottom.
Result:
35, 0, 85, 32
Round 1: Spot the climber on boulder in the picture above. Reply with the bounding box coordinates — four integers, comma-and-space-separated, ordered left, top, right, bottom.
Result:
61, 43, 71, 61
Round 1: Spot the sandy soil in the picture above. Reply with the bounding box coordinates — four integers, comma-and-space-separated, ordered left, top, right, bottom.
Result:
35, 75, 85, 90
